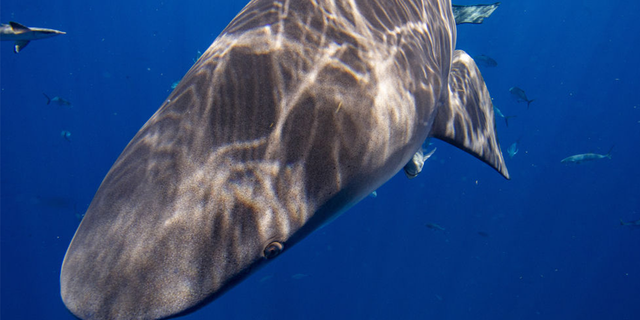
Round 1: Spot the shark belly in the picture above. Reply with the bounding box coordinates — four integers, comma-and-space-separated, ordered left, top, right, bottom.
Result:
61, 1, 507, 319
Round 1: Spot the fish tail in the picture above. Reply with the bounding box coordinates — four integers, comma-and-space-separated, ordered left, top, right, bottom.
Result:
606, 145, 615, 159
43, 93, 51, 105
527, 99, 534, 109
505, 115, 516, 127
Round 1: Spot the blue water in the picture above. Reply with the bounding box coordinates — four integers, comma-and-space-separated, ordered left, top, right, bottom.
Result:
1, 0, 639, 319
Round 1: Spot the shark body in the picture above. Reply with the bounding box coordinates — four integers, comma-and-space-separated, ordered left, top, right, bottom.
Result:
561, 146, 614, 164
61, 1, 508, 319
0, 21, 65, 53
620, 219, 640, 227
561, 152, 611, 164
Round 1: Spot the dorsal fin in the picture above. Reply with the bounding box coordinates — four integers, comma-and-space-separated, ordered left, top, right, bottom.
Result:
429, 50, 509, 179
9, 21, 31, 33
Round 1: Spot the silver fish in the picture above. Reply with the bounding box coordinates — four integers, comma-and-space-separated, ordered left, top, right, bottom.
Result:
507, 137, 521, 159
425, 223, 446, 231
474, 54, 498, 67
509, 86, 534, 108
493, 106, 516, 127
44, 93, 72, 107
404, 146, 437, 179
60, 130, 72, 141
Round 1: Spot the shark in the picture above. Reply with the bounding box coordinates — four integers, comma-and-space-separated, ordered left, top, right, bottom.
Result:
60, 1, 508, 319
620, 218, 640, 227
404, 145, 437, 179
561, 146, 613, 164
0, 21, 66, 53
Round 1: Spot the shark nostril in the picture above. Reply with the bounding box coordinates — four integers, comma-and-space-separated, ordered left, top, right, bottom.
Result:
263, 241, 284, 259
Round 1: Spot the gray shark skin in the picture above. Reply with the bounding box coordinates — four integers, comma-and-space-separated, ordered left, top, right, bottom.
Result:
60, 0, 509, 319
0, 21, 66, 53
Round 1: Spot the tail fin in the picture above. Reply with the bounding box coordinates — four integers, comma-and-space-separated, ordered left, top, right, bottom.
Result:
504, 115, 516, 127
43, 93, 51, 105
429, 50, 509, 179
527, 99, 534, 109
605, 145, 614, 159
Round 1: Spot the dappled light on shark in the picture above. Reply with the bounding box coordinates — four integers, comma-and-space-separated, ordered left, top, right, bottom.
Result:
60, 1, 507, 319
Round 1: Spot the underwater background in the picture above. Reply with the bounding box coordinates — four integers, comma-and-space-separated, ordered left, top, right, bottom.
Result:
1, 0, 639, 319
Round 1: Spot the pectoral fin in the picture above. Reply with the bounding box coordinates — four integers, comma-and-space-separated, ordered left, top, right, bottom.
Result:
14, 40, 30, 53
430, 50, 509, 179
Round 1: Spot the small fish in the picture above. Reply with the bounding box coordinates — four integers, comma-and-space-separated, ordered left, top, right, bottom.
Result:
493, 106, 516, 127
509, 87, 534, 108
507, 138, 521, 159
291, 273, 308, 280
477, 231, 490, 237
404, 145, 437, 179
369, 190, 377, 198
425, 223, 445, 231
193, 50, 203, 63
44, 93, 72, 107
474, 54, 497, 67
61, 130, 71, 141
620, 219, 640, 227
170, 81, 180, 89
561, 146, 613, 164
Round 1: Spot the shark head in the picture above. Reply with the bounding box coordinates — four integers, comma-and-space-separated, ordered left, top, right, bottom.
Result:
61, 1, 507, 319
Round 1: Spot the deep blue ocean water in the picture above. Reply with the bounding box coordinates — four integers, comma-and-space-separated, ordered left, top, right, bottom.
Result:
1, 0, 639, 319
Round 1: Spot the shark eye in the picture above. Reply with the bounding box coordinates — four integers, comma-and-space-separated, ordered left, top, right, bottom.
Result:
263, 241, 284, 259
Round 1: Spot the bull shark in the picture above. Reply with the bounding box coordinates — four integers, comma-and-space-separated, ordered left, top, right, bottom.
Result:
0, 21, 65, 53
60, 1, 508, 319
